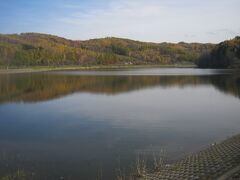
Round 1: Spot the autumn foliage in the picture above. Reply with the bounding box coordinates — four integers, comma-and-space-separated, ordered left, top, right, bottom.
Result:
0, 33, 214, 67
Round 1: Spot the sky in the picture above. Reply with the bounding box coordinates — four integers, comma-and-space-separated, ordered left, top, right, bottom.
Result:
0, 0, 240, 43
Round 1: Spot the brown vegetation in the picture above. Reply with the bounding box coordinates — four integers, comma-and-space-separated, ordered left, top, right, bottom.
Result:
0, 33, 214, 67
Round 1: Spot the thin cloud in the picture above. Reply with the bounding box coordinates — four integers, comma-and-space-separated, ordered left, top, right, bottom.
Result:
1, 0, 240, 43
54, 0, 240, 43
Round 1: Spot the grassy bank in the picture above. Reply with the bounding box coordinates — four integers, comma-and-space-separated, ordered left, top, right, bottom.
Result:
0, 64, 196, 74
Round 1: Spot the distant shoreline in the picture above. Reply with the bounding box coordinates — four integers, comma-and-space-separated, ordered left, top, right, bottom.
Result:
0, 64, 196, 74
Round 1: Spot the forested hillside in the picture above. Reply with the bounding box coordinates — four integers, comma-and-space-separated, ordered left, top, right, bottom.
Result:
197, 36, 240, 68
0, 33, 214, 67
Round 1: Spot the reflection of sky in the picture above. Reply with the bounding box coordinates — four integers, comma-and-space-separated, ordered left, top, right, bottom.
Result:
0, 80, 240, 179
1, 86, 239, 140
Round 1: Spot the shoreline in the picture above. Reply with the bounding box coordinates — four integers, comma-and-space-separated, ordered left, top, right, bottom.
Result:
0, 64, 196, 74
144, 133, 240, 179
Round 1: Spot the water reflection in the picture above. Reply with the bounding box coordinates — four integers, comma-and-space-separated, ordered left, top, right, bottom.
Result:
0, 69, 240, 180
0, 71, 240, 104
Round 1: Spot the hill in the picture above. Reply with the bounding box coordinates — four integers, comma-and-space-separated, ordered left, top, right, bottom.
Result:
197, 36, 240, 68
0, 33, 214, 67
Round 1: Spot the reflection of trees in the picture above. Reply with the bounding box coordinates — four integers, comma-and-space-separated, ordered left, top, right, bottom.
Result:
0, 73, 239, 103
209, 75, 240, 98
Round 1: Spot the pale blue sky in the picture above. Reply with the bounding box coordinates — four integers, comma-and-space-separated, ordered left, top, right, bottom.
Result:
0, 0, 239, 43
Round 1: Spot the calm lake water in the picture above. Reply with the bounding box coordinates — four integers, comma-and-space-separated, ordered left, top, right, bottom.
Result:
0, 68, 240, 179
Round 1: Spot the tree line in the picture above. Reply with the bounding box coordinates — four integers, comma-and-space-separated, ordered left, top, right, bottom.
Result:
197, 36, 240, 68
0, 33, 214, 67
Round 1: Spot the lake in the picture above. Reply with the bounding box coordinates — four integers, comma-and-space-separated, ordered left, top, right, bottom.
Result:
0, 68, 240, 179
